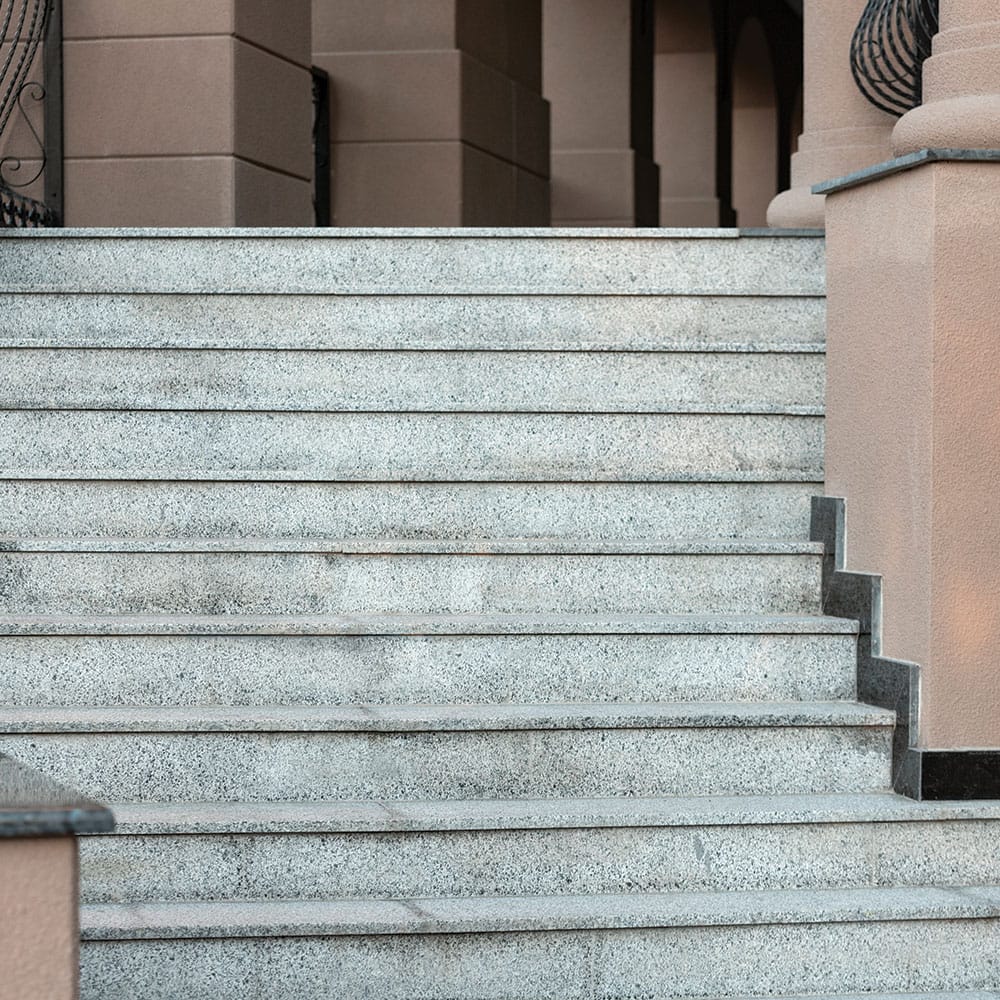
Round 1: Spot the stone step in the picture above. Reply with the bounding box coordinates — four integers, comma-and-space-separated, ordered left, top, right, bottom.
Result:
0, 481, 820, 542
0, 611, 860, 636
0, 702, 893, 802
0, 623, 858, 707
0, 230, 825, 296
0, 348, 824, 414
78, 885, 1000, 999
80, 794, 1000, 904
722, 995, 1000, 1000
0, 292, 825, 352
0, 544, 824, 616
731, 995, 1000, 1000
0, 411, 823, 481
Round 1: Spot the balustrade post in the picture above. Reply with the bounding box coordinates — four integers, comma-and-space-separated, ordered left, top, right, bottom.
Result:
766, 0, 894, 228
893, 0, 1000, 154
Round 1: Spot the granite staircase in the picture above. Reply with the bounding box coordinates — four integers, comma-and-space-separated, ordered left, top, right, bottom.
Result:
1, 229, 998, 999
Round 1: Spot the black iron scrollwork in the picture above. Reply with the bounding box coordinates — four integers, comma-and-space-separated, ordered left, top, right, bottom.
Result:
0, 0, 59, 227
851, 0, 940, 117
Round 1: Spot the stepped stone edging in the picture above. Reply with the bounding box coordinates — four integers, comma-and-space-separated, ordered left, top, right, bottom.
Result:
0, 754, 114, 837
811, 496, 1000, 800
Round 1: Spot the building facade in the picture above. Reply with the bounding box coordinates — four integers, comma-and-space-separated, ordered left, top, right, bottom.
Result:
2, 0, 1000, 995
1, 0, 805, 229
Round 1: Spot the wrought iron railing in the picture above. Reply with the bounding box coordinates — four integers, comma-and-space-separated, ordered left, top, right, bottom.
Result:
0, 0, 61, 227
851, 0, 939, 116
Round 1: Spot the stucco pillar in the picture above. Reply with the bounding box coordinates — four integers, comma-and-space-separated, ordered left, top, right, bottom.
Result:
0, 755, 114, 1000
544, 0, 659, 226
767, 0, 894, 228
824, 157, 1000, 750
62, 0, 315, 226
314, 0, 550, 226
653, 0, 718, 227
732, 20, 779, 228
0, 838, 79, 999
893, 0, 1000, 154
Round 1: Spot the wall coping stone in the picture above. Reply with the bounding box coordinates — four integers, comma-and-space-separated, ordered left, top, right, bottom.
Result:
813, 147, 1000, 196
0, 754, 114, 837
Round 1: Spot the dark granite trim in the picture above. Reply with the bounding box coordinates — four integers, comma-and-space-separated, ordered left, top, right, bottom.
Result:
739, 227, 826, 237
0, 755, 114, 836
811, 496, 1000, 800
813, 147, 1000, 196
918, 751, 1000, 800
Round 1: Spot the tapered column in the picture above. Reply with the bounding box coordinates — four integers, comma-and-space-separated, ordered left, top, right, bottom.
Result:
767, 0, 894, 228
893, 0, 1000, 154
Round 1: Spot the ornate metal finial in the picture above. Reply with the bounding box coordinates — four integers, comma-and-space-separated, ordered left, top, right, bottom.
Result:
850, 0, 940, 117
0, 0, 59, 227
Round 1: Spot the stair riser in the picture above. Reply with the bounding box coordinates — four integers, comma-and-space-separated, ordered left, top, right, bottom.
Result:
0, 412, 823, 481
0, 349, 824, 414
2, 727, 892, 801
0, 233, 825, 295
0, 293, 825, 351
79, 819, 1000, 903
79, 916, 1000, 1000
0, 552, 823, 616
0, 634, 857, 706
0, 481, 818, 541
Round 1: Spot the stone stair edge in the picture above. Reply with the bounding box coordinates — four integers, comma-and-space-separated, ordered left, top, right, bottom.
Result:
699, 993, 1000, 1000
78, 884, 1000, 942
0, 227, 825, 240
0, 701, 894, 734
0, 612, 860, 636
100, 792, 1000, 836
0, 537, 827, 555
0, 340, 829, 358
0, 470, 827, 484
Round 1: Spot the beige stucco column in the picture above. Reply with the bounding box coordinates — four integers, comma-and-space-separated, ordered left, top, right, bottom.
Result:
0, 755, 114, 1000
62, 0, 314, 226
314, 0, 550, 226
767, 0, 894, 228
825, 157, 1000, 750
653, 0, 718, 227
893, 0, 1000, 154
0, 838, 79, 999
824, 3, 1000, 752
544, 0, 659, 226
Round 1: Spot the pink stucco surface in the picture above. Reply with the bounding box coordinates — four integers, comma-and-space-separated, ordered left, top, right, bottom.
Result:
0, 837, 79, 1000
826, 161, 1000, 748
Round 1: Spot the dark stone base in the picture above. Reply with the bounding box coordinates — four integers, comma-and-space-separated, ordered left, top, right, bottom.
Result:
811, 496, 1000, 800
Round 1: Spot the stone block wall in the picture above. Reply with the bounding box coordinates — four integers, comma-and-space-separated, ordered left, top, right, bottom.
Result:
313, 0, 550, 226
59, 0, 314, 226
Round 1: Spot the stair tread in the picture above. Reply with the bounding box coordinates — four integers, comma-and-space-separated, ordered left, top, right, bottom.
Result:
0, 700, 892, 734
714, 994, 1000, 1000
78, 884, 1000, 940
102, 792, 1000, 835
0, 536, 825, 555
0, 612, 860, 635
5, 229, 825, 299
